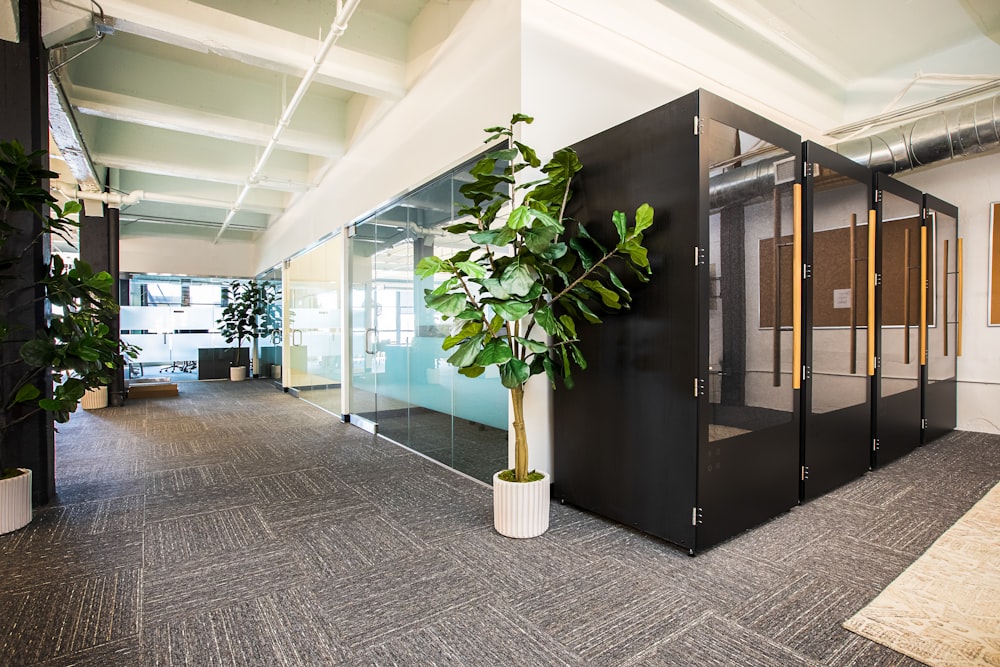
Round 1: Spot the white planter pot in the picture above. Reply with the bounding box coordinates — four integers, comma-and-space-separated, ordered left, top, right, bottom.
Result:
230, 366, 247, 381
0, 468, 32, 534
493, 470, 550, 538
80, 385, 109, 410
271, 364, 281, 379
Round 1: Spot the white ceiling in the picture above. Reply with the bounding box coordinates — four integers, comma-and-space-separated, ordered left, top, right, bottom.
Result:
38, 0, 1000, 246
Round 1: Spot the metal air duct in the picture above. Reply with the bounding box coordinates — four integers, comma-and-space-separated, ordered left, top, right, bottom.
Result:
834, 93, 1000, 173
707, 92, 1000, 209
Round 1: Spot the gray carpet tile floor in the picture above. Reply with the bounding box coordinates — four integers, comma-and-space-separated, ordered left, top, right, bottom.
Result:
0, 379, 997, 666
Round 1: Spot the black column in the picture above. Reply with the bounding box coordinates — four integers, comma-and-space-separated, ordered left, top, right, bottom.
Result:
0, 0, 56, 502
80, 203, 125, 406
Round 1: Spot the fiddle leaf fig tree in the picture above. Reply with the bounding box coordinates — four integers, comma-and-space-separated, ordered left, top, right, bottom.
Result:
1, 139, 135, 479
217, 279, 279, 372
416, 115, 654, 483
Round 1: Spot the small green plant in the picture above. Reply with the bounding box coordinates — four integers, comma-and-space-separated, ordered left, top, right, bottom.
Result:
0, 139, 135, 479
417, 115, 653, 482
217, 279, 279, 373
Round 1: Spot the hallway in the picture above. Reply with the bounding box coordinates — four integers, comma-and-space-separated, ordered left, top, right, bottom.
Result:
0, 380, 996, 665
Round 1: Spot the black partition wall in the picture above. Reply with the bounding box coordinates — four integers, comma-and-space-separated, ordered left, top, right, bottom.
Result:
800, 142, 874, 499
873, 174, 925, 467
553, 90, 801, 554
922, 195, 960, 442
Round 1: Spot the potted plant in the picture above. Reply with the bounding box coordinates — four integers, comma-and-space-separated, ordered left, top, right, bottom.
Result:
417, 115, 654, 538
1, 139, 133, 534
217, 279, 278, 380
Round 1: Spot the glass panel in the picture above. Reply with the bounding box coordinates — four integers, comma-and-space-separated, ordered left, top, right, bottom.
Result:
257, 265, 283, 384
809, 171, 870, 413
286, 236, 343, 414
707, 119, 796, 441
928, 209, 958, 383
880, 192, 922, 398
346, 153, 509, 482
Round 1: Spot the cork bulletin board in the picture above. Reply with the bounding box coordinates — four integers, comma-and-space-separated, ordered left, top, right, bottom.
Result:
759, 216, 932, 329
992, 203, 1000, 326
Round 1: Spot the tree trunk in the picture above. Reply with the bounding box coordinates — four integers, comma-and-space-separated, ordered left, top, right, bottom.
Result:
510, 385, 528, 482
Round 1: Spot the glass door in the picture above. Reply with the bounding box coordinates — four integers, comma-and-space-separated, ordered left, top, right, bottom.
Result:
286, 235, 343, 415
874, 174, 924, 466
349, 218, 412, 433
801, 142, 873, 499
699, 113, 801, 547
923, 195, 959, 442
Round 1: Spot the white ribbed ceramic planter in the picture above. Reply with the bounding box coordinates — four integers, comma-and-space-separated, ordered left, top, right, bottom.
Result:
493, 470, 550, 538
0, 468, 32, 534
230, 366, 247, 381
80, 386, 108, 410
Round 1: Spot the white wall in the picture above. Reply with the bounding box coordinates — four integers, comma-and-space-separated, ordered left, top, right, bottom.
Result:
120, 235, 257, 278
899, 153, 1000, 434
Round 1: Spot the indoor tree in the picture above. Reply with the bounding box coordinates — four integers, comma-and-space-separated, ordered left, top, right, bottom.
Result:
217, 279, 279, 376
417, 115, 654, 483
0, 139, 134, 482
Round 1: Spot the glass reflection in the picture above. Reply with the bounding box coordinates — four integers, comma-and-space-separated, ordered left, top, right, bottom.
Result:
707, 119, 796, 441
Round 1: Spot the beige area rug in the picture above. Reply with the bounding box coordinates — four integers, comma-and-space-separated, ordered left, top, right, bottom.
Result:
844, 482, 1000, 666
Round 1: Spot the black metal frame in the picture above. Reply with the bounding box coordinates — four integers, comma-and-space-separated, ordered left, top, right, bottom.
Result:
800, 141, 874, 500
553, 90, 801, 554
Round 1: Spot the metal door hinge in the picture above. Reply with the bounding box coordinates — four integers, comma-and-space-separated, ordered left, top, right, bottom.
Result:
801, 465, 810, 481
692, 507, 703, 526
694, 115, 702, 135
921, 418, 928, 429
694, 245, 706, 266
873, 438, 880, 452
875, 190, 882, 204
801, 365, 811, 381
923, 208, 930, 219
804, 162, 818, 178
875, 273, 882, 286
694, 377, 705, 397
803, 263, 812, 279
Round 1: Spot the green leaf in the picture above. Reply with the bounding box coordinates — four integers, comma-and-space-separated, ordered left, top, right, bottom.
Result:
12, 384, 40, 404
582, 279, 622, 309
500, 358, 530, 388
507, 206, 533, 230
480, 278, 512, 300
535, 308, 559, 336
443, 320, 483, 350
470, 229, 500, 245
523, 227, 558, 254
566, 294, 602, 324
510, 113, 534, 125
458, 365, 486, 379
425, 293, 467, 317
499, 263, 535, 297
558, 314, 578, 339
444, 221, 479, 234
612, 210, 627, 243
455, 261, 487, 279
416, 256, 447, 278
475, 339, 514, 366
514, 336, 548, 354
513, 141, 540, 167
489, 299, 532, 321
487, 148, 518, 161
540, 241, 568, 261
634, 203, 654, 234
447, 333, 485, 367
618, 240, 650, 268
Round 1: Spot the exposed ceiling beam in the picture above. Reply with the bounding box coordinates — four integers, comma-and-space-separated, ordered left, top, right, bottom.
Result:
47, 73, 101, 189
71, 85, 345, 158
93, 0, 406, 100
92, 152, 311, 192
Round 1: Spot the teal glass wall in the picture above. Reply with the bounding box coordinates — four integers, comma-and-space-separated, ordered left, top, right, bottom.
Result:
349, 153, 508, 482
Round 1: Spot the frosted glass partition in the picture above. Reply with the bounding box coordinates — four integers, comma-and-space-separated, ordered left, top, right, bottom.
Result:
121, 305, 227, 368
286, 235, 343, 415
348, 151, 508, 483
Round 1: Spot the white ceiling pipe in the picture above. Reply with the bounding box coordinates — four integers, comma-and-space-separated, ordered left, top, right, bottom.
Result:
213, 0, 363, 243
